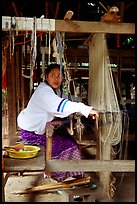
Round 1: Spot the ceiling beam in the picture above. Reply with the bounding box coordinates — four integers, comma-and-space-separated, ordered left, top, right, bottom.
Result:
2, 16, 135, 34
119, 2, 125, 22
125, 2, 135, 10
55, 1, 60, 19
66, 48, 135, 57
11, 2, 20, 17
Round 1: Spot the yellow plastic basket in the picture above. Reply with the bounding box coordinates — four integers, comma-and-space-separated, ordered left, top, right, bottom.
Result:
6, 145, 40, 159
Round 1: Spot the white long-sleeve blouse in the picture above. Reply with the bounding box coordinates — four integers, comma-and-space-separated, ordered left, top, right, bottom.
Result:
17, 82, 93, 134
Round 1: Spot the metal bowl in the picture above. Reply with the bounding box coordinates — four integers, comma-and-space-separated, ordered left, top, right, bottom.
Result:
6, 145, 40, 159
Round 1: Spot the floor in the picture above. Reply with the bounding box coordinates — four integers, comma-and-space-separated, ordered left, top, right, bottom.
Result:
4, 171, 135, 202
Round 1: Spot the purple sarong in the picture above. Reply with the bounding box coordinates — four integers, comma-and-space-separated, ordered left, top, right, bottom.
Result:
20, 126, 84, 182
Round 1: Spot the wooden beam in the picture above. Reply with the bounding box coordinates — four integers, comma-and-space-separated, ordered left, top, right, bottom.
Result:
108, 49, 135, 57
45, 159, 135, 172
2, 16, 135, 34
77, 2, 80, 20
125, 2, 135, 10
45, 1, 49, 18
55, 20, 135, 34
66, 48, 135, 57
3, 156, 135, 173
4, 148, 45, 172
49, 2, 55, 18
11, 2, 20, 17
119, 2, 125, 22
55, 1, 60, 19
2, 16, 55, 32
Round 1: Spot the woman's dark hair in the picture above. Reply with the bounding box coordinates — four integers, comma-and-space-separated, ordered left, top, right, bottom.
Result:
46, 63, 64, 76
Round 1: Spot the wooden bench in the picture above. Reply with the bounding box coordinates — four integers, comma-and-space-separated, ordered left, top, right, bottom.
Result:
2, 121, 67, 202
2, 145, 45, 202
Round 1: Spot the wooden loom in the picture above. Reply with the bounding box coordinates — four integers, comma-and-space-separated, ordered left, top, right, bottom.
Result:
87, 33, 124, 198
2, 16, 135, 201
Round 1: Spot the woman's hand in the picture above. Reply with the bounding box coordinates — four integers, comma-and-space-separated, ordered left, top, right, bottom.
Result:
89, 109, 99, 120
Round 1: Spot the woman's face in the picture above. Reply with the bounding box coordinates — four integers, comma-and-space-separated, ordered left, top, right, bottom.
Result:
46, 67, 62, 89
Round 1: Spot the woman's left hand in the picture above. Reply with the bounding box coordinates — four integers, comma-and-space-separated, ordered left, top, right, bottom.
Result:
89, 109, 99, 120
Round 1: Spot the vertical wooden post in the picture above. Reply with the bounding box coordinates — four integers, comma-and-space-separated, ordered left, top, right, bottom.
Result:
22, 44, 31, 108
15, 46, 22, 117
6, 48, 17, 144
45, 124, 54, 178
88, 34, 113, 199
2, 173, 5, 202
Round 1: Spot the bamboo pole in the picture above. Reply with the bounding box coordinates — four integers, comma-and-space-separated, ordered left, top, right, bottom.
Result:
13, 176, 91, 194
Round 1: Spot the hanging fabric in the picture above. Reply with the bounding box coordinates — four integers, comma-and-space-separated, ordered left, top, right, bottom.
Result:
48, 30, 51, 64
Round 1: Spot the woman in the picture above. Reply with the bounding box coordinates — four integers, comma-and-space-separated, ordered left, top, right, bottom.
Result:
17, 63, 99, 182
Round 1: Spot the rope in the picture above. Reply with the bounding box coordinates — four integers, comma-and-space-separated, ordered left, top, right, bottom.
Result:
29, 17, 37, 96
56, 32, 63, 75
2, 89, 8, 137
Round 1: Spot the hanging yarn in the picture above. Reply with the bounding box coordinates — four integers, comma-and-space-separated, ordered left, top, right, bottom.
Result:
56, 31, 63, 75
30, 17, 37, 93
87, 33, 129, 198
52, 31, 72, 100
88, 33, 122, 146
2, 51, 7, 90
2, 47, 8, 139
